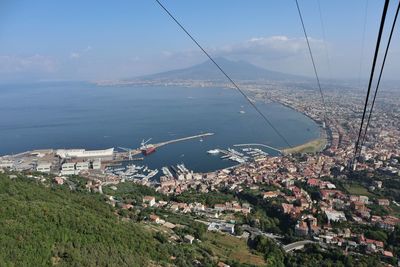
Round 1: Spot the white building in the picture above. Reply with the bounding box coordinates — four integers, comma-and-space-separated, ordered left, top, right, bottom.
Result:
325, 209, 347, 222
56, 148, 114, 160
61, 163, 76, 175
36, 163, 52, 173
208, 222, 235, 234
92, 159, 102, 170
76, 161, 89, 171
0, 159, 14, 168
184, 234, 195, 244
143, 196, 156, 207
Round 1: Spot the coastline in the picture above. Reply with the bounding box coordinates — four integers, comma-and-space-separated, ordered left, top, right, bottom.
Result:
262, 98, 329, 155
281, 130, 327, 155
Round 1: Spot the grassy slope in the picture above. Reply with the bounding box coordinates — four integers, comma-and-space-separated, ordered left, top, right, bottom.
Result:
200, 232, 265, 266
344, 183, 376, 198
0, 174, 162, 267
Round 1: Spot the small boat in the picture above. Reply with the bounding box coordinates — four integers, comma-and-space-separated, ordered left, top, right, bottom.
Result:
207, 149, 220, 154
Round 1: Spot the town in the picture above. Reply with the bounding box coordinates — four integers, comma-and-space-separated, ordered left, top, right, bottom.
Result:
1, 80, 400, 266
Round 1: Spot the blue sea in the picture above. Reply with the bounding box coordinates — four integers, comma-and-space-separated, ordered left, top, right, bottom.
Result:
0, 82, 320, 172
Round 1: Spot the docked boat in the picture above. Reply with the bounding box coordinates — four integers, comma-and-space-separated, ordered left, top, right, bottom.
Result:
207, 149, 220, 154
142, 146, 156, 156
145, 169, 159, 179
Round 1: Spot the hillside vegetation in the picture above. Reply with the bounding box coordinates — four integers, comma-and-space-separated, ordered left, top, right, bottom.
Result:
0, 173, 387, 267
0, 174, 166, 266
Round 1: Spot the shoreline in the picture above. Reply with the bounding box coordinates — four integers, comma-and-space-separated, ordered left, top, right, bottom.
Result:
264, 99, 329, 155
281, 131, 327, 155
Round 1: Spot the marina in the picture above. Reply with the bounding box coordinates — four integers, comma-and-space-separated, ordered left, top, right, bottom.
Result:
233, 143, 282, 154
105, 163, 159, 184
206, 146, 270, 164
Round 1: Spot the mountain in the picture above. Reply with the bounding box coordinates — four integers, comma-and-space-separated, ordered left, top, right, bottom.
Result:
138, 57, 308, 82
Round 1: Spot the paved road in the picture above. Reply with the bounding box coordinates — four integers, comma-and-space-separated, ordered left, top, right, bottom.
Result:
241, 225, 284, 240
283, 240, 316, 252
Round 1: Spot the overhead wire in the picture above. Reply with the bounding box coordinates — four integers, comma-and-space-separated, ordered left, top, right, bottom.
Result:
357, 0, 370, 89
317, 0, 333, 81
294, 0, 328, 125
352, 0, 390, 166
359, 0, 400, 151
295, 0, 329, 178
154, 0, 292, 148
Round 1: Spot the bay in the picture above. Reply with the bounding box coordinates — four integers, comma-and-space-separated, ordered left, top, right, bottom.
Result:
0, 82, 320, 172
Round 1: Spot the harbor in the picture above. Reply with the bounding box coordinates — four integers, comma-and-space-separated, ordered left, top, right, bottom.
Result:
207, 145, 270, 164
115, 132, 215, 161
105, 164, 159, 185
0, 85, 322, 176
0, 132, 216, 184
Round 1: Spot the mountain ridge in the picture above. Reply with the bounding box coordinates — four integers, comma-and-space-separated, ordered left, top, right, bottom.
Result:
134, 57, 310, 82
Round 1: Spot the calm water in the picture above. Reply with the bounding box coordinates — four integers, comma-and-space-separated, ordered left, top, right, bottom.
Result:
0, 82, 320, 172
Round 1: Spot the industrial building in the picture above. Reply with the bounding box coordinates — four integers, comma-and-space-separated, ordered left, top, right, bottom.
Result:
36, 163, 52, 173
56, 148, 114, 160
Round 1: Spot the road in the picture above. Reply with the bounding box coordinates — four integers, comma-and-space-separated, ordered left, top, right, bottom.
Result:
241, 225, 283, 241
282, 240, 316, 252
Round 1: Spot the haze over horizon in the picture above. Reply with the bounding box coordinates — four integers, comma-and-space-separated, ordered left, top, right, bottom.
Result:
1, 0, 400, 83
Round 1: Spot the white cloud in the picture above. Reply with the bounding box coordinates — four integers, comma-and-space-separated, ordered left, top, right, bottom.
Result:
215, 35, 324, 59
161, 35, 324, 59
155, 35, 327, 77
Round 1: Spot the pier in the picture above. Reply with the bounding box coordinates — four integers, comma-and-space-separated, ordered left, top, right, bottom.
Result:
115, 133, 215, 160
155, 133, 214, 148
233, 143, 282, 154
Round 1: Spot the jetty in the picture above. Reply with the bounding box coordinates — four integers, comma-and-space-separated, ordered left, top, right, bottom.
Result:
116, 133, 215, 160
155, 133, 214, 148
233, 143, 282, 154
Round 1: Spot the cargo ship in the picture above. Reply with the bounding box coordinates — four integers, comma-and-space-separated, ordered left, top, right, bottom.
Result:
140, 138, 156, 156
141, 145, 156, 156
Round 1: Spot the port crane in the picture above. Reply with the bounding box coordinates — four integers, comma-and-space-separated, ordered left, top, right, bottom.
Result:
140, 138, 152, 150
118, 146, 135, 160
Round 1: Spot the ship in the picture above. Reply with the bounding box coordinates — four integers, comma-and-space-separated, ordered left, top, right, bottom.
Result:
142, 145, 156, 155
140, 138, 156, 156
162, 166, 173, 178
145, 169, 159, 180
207, 149, 220, 154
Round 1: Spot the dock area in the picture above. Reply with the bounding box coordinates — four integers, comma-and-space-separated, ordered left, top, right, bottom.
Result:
233, 143, 282, 154
115, 132, 215, 160
155, 133, 214, 148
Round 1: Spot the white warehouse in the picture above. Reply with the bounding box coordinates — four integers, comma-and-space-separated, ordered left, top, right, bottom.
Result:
56, 148, 114, 160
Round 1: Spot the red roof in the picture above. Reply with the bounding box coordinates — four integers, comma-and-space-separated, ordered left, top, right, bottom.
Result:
382, 251, 393, 257
307, 178, 320, 186
365, 238, 384, 248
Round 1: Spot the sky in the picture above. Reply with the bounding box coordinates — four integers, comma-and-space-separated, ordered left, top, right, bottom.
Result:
0, 0, 399, 83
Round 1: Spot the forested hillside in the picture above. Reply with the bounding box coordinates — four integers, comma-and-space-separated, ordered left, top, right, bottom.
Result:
0, 174, 167, 266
